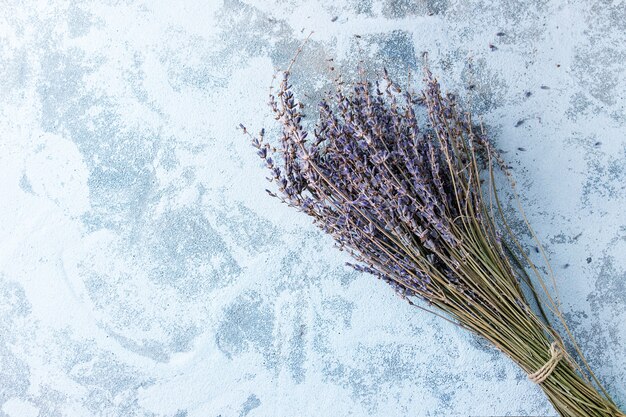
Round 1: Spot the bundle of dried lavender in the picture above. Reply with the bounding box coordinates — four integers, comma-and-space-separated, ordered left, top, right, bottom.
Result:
243, 66, 624, 416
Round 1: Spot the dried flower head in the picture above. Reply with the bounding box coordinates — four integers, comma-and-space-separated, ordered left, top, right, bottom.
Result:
250, 68, 503, 306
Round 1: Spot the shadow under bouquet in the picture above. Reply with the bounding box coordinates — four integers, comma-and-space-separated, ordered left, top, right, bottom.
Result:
243, 58, 624, 416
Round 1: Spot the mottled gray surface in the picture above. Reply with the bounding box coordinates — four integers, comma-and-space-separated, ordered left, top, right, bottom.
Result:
0, 1, 625, 416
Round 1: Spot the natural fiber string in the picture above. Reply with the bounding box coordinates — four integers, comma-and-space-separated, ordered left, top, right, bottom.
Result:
529, 342, 564, 383
528, 343, 626, 416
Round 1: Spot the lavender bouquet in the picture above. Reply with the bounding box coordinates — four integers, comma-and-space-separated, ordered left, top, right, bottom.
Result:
243, 62, 624, 416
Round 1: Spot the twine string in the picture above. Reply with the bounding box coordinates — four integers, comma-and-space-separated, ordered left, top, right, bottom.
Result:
529, 342, 564, 384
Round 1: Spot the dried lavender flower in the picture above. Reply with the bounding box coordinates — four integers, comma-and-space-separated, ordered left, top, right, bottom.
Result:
244, 66, 624, 417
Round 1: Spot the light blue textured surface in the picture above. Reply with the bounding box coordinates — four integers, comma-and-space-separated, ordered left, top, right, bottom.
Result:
0, 1, 624, 416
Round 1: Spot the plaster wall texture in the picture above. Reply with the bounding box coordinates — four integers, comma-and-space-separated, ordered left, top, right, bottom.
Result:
0, 1, 624, 416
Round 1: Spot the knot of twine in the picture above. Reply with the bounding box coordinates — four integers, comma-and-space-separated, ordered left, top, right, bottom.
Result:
528, 342, 564, 384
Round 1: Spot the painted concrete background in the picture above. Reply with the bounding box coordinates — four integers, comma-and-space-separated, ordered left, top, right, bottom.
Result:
0, 1, 625, 416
